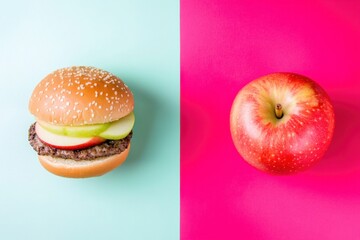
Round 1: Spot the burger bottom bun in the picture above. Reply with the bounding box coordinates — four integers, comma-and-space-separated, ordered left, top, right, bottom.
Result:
38, 145, 130, 178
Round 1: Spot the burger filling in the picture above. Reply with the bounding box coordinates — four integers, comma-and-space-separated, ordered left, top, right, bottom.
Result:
28, 123, 132, 160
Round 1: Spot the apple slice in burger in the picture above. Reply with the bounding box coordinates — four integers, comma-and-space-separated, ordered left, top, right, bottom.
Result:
35, 123, 106, 150
37, 111, 134, 140
99, 112, 135, 140
37, 120, 111, 137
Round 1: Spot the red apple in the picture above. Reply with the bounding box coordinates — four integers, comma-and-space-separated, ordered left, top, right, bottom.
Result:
35, 123, 105, 150
230, 73, 335, 174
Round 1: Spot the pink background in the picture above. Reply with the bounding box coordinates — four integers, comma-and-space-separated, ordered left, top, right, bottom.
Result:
181, 0, 360, 239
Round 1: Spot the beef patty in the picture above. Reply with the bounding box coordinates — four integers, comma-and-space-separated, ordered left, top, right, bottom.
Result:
28, 123, 132, 161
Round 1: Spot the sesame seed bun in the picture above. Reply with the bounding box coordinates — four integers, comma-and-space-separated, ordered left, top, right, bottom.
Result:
29, 66, 134, 126
38, 145, 130, 178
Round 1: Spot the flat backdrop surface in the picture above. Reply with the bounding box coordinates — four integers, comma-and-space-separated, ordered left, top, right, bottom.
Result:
181, 0, 360, 239
0, 1, 179, 239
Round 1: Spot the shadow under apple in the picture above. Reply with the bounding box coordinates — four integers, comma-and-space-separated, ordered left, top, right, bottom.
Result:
310, 96, 360, 175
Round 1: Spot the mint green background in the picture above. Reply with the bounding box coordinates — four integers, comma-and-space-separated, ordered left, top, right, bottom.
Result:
0, 1, 179, 239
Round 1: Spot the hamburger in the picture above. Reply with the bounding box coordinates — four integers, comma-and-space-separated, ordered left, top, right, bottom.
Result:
28, 66, 135, 178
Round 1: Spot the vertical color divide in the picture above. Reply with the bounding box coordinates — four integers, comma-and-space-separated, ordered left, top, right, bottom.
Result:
181, 0, 360, 239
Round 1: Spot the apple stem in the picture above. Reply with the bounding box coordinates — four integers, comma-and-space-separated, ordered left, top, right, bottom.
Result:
275, 104, 284, 119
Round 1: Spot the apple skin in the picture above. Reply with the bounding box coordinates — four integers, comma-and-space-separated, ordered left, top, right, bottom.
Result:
35, 123, 106, 150
230, 73, 335, 174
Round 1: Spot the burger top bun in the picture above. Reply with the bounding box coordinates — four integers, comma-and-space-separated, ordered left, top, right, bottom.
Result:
29, 66, 134, 126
